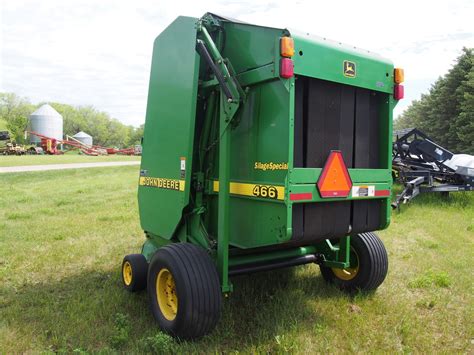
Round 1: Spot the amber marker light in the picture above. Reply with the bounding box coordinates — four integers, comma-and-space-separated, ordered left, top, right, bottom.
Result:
280, 37, 295, 57
394, 68, 404, 84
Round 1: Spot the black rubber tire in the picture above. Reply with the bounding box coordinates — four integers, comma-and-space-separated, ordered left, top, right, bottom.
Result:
320, 232, 388, 292
122, 254, 148, 292
147, 243, 222, 340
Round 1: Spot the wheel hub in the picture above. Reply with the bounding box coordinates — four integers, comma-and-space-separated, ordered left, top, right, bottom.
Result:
123, 261, 133, 286
332, 247, 360, 281
156, 268, 178, 321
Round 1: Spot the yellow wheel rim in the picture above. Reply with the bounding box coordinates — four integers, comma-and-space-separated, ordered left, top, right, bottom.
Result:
332, 247, 360, 281
156, 268, 178, 321
123, 261, 133, 286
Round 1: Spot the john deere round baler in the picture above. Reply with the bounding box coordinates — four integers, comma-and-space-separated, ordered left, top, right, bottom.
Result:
122, 13, 404, 339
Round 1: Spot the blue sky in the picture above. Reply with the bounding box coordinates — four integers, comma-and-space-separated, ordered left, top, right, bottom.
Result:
0, 0, 473, 126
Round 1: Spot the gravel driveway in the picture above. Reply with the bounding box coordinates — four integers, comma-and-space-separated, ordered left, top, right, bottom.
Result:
0, 161, 140, 173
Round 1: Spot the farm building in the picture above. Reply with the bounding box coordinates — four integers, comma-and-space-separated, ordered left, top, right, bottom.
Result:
29, 104, 63, 143
72, 131, 93, 146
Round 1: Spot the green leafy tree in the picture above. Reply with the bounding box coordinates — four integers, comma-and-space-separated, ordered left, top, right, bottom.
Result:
454, 69, 474, 153
0, 93, 34, 143
127, 124, 144, 146
48, 102, 86, 138
1, 94, 142, 147
395, 48, 473, 154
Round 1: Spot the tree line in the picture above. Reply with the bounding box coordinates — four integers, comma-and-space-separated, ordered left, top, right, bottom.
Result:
394, 47, 473, 154
0, 93, 144, 148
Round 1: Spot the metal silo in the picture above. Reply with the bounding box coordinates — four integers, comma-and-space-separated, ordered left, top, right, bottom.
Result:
29, 104, 63, 143
72, 131, 93, 146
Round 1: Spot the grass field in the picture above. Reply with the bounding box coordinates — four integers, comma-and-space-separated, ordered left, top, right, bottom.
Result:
0, 167, 473, 353
0, 154, 140, 167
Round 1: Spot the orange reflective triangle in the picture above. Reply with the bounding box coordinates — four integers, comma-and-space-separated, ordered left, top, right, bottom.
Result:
317, 151, 352, 198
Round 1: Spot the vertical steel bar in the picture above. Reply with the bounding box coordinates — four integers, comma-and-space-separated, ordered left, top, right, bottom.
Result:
217, 97, 232, 293
338, 235, 351, 265
199, 91, 216, 169
199, 25, 241, 102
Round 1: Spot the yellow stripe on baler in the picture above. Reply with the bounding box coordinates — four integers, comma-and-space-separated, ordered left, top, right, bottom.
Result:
213, 181, 285, 201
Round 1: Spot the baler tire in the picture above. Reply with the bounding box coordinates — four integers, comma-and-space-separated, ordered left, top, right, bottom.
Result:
122, 254, 148, 292
319, 232, 388, 292
147, 243, 222, 340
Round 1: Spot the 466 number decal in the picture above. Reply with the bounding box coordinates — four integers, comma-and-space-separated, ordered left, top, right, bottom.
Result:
252, 185, 278, 199
213, 181, 284, 200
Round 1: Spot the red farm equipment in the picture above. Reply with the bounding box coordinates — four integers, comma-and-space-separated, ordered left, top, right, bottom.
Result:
26, 131, 141, 156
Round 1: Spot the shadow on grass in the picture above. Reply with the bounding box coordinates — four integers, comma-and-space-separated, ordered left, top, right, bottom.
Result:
2, 265, 350, 352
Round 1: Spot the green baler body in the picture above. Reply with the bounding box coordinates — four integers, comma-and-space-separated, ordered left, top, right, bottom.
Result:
138, 14, 395, 291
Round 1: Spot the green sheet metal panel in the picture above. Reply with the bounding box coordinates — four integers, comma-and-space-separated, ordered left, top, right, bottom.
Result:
228, 79, 290, 248
229, 80, 289, 182
138, 16, 200, 239
207, 78, 291, 249
291, 32, 394, 94
220, 22, 283, 74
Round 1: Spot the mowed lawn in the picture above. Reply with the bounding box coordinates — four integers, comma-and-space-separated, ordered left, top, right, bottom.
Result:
0, 167, 473, 353
0, 154, 140, 167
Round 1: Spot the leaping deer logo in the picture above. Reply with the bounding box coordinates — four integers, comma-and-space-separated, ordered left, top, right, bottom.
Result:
344, 61, 356, 77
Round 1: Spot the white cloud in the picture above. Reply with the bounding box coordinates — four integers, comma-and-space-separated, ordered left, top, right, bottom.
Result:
1, 0, 473, 125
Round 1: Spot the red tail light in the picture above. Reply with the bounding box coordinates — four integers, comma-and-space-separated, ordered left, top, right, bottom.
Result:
280, 58, 294, 78
394, 84, 404, 100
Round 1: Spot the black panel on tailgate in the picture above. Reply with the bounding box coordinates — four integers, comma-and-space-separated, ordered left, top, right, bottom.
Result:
292, 76, 386, 242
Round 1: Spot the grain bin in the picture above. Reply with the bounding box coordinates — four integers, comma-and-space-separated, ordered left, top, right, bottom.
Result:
72, 131, 93, 146
29, 104, 63, 144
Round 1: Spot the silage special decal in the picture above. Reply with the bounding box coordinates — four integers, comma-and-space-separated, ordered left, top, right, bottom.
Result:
254, 162, 288, 171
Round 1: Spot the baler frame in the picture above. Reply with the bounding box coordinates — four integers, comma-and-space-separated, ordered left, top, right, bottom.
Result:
125, 12, 397, 339
139, 14, 394, 293
140, 16, 361, 293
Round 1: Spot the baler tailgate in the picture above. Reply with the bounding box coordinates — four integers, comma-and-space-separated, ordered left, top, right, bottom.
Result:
290, 75, 392, 242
